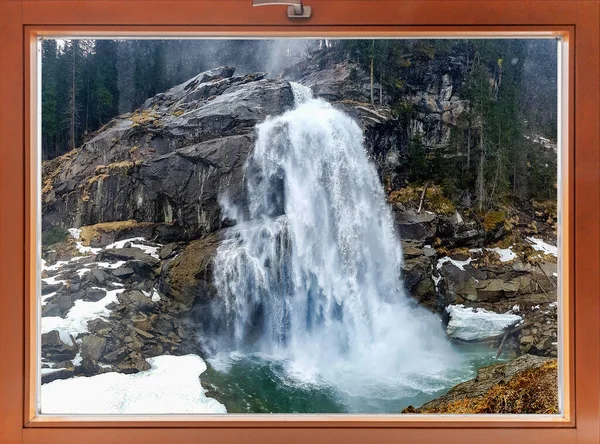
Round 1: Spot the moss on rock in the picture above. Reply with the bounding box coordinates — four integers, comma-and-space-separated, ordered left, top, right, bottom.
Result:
80, 220, 155, 246
389, 184, 455, 215
403, 358, 558, 414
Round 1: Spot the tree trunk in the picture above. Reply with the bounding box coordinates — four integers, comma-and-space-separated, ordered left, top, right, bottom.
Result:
70, 49, 76, 150
370, 40, 375, 105
379, 70, 383, 104
466, 126, 471, 168
477, 124, 485, 212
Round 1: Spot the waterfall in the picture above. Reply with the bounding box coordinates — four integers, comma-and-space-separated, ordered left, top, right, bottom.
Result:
210, 83, 460, 401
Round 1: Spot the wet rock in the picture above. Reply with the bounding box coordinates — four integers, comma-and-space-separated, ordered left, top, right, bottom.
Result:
112, 266, 135, 279
81, 335, 107, 361
159, 243, 177, 260
84, 287, 107, 302
103, 346, 128, 363
134, 359, 151, 372
42, 367, 76, 384
440, 263, 477, 303
394, 210, 437, 241
42, 282, 63, 295
87, 318, 111, 334
90, 267, 108, 284
41, 330, 78, 361
131, 313, 151, 331
41, 302, 62, 317
56, 294, 73, 313
99, 248, 159, 264
161, 231, 223, 307
475, 279, 520, 302
117, 290, 156, 312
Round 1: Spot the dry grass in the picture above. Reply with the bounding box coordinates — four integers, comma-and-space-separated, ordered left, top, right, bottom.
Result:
483, 210, 506, 232
41, 150, 78, 195
131, 109, 160, 127
79, 220, 153, 246
388, 184, 455, 214
405, 360, 558, 414
107, 160, 136, 174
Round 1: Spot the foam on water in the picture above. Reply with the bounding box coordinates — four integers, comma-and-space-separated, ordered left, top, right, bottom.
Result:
209, 83, 470, 408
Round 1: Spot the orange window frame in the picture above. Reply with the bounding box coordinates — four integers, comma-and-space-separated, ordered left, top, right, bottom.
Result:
0, 1, 598, 443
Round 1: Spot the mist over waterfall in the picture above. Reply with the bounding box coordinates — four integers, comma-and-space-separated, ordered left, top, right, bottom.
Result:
210, 83, 462, 404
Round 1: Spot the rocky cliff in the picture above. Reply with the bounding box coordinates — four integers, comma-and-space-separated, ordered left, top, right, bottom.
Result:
41, 52, 558, 401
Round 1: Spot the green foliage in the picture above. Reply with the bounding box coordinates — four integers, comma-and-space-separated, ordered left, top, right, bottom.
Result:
406, 134, 431, 183
42, 225, 69, 246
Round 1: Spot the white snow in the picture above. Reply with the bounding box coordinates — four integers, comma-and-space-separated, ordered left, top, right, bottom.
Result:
489, 247, 517, 262
526, 236, 558, 257
41, 292, 57, 303
41, 289, 124, 346
511, 304, 520, 313
41, 367, 63, 375
143, 289, 162, 302
96, 261, 126, 269
40, 354, 227, 414
445, 304, 522, 341
68, 228, 82, 240
76, 267, 90, 278
437, 256, 472, 271
72, 352, 83, 366
43, 258, 82, 272
42, 274, 67, 285
470, 247, 516, 262
106, 237, 160, 259
68, 228, 101, 255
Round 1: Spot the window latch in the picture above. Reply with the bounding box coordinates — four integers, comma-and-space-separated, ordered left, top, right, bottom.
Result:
252, 0, 312, 19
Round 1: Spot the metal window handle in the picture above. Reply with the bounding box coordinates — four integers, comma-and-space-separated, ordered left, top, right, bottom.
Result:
252, 0, 312, 18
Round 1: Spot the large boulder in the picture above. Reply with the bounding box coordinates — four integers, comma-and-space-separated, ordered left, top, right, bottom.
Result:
444, 304, 522, 341
160, 231, 224, 308
42, 68, 295, 241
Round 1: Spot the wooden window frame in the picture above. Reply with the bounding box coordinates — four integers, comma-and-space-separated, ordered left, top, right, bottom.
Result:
0, 0, 598, 443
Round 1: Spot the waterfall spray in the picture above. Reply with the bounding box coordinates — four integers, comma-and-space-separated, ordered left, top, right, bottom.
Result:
210, 83, 461, 402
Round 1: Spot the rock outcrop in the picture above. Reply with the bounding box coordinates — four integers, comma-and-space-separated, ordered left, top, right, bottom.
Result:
403, 355, 558, 414
42, 67, 294, 241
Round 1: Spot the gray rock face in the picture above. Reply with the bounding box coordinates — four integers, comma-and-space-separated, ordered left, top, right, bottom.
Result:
42, 68, 295, 241
41, 330, 78, 361
286, 49, 470, 191
81, 335, 107, 361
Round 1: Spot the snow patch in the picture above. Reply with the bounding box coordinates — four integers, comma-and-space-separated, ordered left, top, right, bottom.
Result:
96, 261, 126, 269
67, 228, 81, 240
526, 237, 558, 257
470, 247, 516, 262
41, 292, 57, 303
437, 256, 472, 271
40, 354, 227, 414
41, 289, 124, 346
106, 237, 160, 259
489, 247, 517, 262
445, 304, 522, 341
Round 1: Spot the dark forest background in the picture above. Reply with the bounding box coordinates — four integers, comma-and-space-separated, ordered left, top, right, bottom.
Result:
41, 39, 558, 209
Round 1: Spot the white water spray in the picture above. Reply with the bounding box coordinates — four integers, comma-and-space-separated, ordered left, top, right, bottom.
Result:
211, 84, 461, 401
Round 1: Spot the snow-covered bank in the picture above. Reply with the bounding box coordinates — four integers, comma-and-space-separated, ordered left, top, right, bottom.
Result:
445, 305, 522, 341
41, 354, 226, 414
41, 288, 124, 345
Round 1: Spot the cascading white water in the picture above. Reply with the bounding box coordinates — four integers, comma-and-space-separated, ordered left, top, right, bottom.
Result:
211, 83, 462, 402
